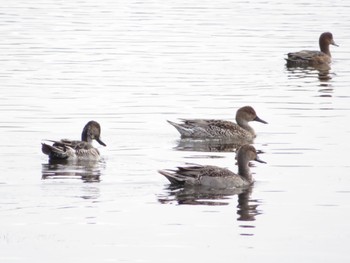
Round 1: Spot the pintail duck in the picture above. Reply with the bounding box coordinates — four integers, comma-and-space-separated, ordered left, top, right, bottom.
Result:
285, 32, 338, 67
158, 144, 265, 189
41, 120, 106, 160
167, 106, 267, 141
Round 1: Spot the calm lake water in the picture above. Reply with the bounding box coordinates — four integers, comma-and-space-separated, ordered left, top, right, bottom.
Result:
1, 0, 350, 262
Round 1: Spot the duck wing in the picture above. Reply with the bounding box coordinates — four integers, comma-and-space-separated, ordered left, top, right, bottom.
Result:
42, 139, 99, 160
286, 50, 329, 67
168, 119, 242, 139
159, 165, 236, 186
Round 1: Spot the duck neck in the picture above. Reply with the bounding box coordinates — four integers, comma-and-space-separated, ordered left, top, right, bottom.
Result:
237, 119, 255, 135
238, 157, 253, 182
81, 132, 92, 143
320, 40, 331, 56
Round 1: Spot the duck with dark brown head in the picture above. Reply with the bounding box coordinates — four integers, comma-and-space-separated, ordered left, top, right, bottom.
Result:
285, 32, 338, 67
41, 121, 106, 161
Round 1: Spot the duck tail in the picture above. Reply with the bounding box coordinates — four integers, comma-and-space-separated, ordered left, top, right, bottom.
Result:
41, 142, 70, 160
158, 169, 186, 186
167, 120, 193, 137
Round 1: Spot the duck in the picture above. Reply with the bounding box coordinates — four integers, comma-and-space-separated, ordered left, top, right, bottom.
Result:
167, 106, 267, 142
158, 144, 265, 189
285, 32, 338, 67
41, 120, 106, 161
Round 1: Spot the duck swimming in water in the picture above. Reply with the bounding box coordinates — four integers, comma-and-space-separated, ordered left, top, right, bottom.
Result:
158, 144, 265, 189
285, 32, 338, 67
167, 106, 267, 142
41, 120, 106, 161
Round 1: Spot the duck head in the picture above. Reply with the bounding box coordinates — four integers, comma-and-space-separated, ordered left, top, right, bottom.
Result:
81, 120, 106, 146
236, 106, 268, 125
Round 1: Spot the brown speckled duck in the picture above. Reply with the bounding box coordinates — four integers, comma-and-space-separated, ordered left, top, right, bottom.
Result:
167, 106, 267, 142
158, 144, 265, 189
285, 32, 338, 67
42, 120, 106, 160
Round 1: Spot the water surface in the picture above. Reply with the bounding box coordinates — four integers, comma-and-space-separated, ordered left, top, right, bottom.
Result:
1, 0, 350, 262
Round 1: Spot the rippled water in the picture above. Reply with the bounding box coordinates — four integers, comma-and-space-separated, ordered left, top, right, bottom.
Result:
1, 0, 350, 262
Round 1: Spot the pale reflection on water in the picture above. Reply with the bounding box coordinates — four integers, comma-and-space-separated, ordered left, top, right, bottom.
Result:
158, 185, 260, 237
41, 159, 105, 183
286, 65, 333, 83
173, 138, 242, 152
158, 185, 247, 206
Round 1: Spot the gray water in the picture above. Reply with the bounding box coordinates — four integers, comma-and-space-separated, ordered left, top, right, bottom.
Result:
1, 0, 350, 262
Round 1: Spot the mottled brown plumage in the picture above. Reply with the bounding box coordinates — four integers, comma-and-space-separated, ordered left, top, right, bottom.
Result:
167, 106, 267, 142
158, 144, 266, 189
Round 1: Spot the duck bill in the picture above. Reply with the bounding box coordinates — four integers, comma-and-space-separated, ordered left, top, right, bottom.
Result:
331, 40, 339, 47
255, 156, 266, 164
96, 138, 107, 146
254, 116, 268, 124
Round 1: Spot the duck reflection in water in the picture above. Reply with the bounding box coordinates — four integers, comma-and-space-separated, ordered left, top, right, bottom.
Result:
236, 187, 261, 222
286, 65, 335, 97
41, 159, 104, 183
286, 64, 333, 82
173, 138, 243, 153
159, 184, 244, 205
158, 185, 260, 222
